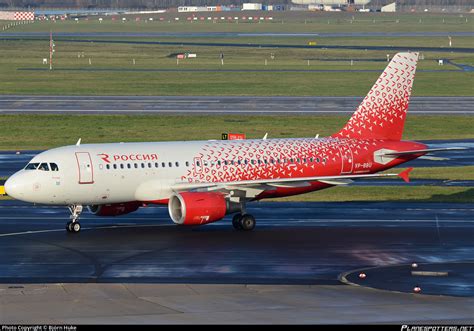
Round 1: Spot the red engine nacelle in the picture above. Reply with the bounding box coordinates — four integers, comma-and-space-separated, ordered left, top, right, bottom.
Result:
168, 192, 229, 225
88, 202, 141, 217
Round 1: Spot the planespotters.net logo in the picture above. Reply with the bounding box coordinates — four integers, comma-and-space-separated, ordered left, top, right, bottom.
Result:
402, 326, 474, 331
97, 153, 159, 164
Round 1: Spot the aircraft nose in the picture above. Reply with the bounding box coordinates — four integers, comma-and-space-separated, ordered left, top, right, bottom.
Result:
4, 174, 25, 200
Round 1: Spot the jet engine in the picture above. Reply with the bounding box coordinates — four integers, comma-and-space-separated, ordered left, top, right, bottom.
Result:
168, 192, 240, 225
88, 202, 141, 217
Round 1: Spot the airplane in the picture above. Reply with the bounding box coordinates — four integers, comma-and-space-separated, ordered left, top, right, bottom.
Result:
4, 52, 462, 233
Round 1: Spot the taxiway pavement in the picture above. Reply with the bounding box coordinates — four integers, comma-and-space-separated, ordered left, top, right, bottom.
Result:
1, 96, 473, 115
0, 200, 473, 323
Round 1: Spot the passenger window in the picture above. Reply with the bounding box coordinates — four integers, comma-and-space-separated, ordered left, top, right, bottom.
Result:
169, 162, 172, 167
176, 162, 179, 167
134, 163, 138, 169
162, 162, 166, 167
317, 158, 320, 163
196, 161, 200, 167
106, 164, 110, 170
38, 163, 49, 171
186, 161, 190, 167
155, 162, 159, 168
127, 164, 131, 169
141, 163, 145, 168
148, 163, 152, 168
113, 164, 117, 169
50, 163, 59, 171
120, 164, 124, 169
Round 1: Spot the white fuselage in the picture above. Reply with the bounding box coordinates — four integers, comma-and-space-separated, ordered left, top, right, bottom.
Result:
5, 137, 365, 205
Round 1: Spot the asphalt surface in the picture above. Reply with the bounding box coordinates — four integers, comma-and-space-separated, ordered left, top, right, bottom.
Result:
344, 262, 474, 297
2, 32, 474, 38
4, 37, 473, 54
1, 96, 473, 115
0, 200, 472, 297
1, 139, 472, 178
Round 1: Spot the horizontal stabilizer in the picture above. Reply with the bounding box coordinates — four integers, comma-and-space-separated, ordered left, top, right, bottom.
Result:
419, 156, 449, 161
398, 167, 413, 183
382, 147, 466, 157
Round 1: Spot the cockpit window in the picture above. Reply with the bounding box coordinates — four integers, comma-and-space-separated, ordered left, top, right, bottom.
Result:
38, 163, 50, 171
50, 163, 59, 171
25, 163, 40, 170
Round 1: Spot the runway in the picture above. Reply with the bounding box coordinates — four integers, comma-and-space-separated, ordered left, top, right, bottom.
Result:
2, 32, 474, 38
1, 96, 473, 115
3, 37, 474, 54
0, 200, 472, 295
1, 192, 473, 323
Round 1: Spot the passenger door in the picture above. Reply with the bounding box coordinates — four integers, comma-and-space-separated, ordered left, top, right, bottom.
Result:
75, 152, 94, 184
338, 145, 354, 174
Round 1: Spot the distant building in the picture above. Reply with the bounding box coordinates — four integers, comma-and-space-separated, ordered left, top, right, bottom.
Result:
242, 3, 263, 10
178, 6, 223, 12
381, 2, 396, 12
291, 0, 371, 5
0, 11, 34, 21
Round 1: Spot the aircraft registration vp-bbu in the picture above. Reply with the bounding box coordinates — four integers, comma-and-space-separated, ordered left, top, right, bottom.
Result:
5, 52, 461, 233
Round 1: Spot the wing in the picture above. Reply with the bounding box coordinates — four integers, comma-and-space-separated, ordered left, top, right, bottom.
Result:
171, 169, 413, 199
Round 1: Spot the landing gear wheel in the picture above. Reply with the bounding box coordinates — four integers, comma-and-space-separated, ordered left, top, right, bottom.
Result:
239, 214, 256, 231
66, 204, 83, 234
66, 221, 81, 233
232, 213, 243, 230
71, 222, 81, 233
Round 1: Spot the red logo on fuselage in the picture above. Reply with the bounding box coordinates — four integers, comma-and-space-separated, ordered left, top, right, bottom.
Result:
98, 153, 158, 163
97, 153, 111, 163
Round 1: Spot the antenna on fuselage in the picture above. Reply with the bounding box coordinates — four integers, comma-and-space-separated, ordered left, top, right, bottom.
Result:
76, 138, 81, 146
315, 134, 320, 139
262, 133, 268, 140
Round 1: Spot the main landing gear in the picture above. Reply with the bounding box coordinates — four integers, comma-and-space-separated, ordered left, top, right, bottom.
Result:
232, 213, 256, 231
66, 204, 83, 233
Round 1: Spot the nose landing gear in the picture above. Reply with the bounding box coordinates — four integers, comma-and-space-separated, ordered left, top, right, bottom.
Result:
66, 204, 83, 233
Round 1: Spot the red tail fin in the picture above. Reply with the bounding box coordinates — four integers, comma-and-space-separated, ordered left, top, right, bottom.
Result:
333, 52, 419, 141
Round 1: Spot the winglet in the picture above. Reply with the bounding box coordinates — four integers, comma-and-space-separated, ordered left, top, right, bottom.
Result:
398, 167, 413, 183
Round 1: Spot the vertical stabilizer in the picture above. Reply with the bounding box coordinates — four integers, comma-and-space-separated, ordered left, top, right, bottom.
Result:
333, 52, 419, 141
